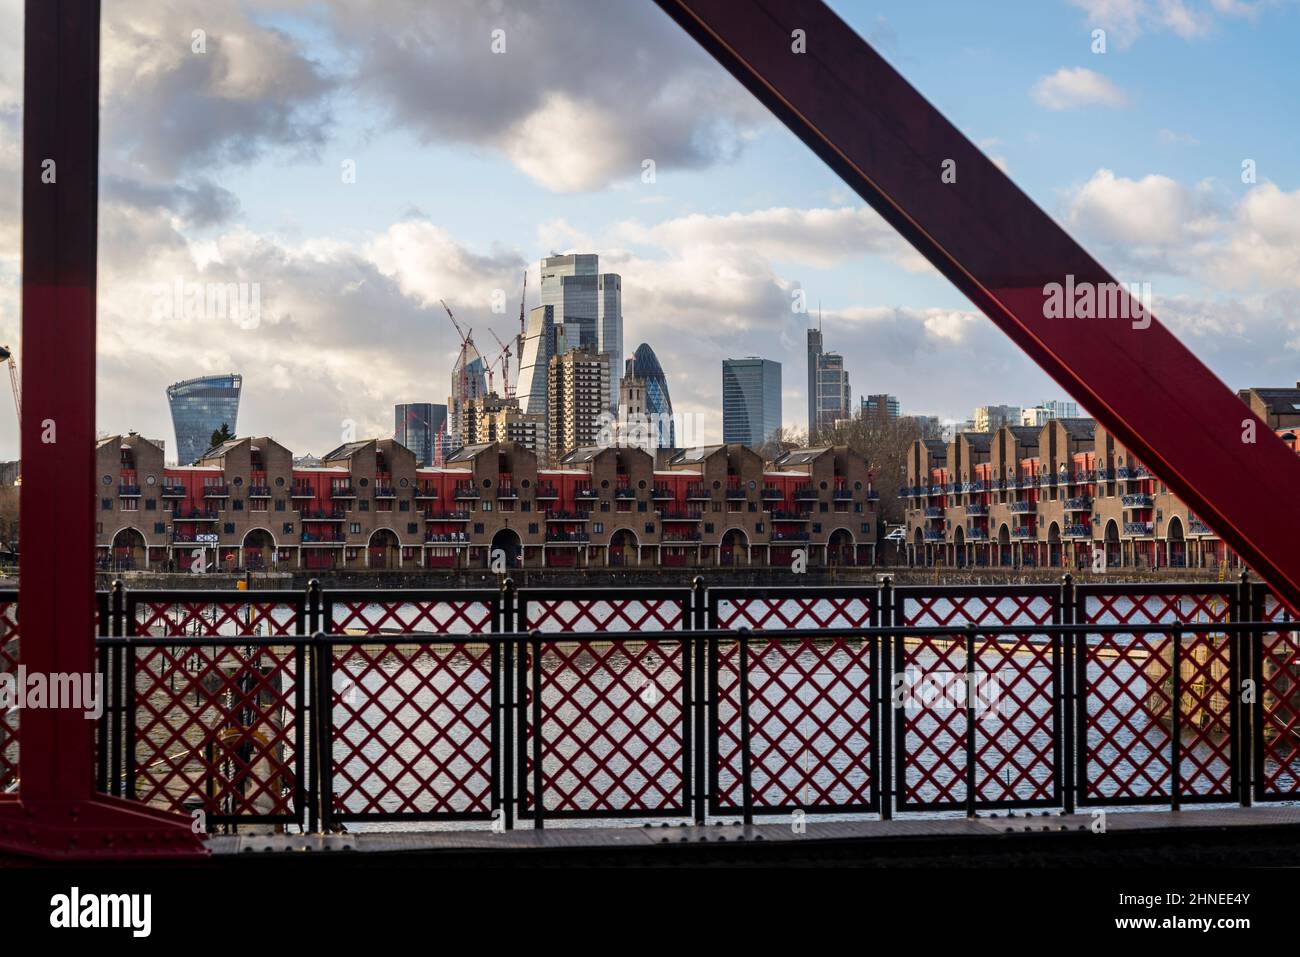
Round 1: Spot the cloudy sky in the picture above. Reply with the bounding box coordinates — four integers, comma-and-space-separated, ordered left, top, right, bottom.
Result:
0, 0, 1298, 461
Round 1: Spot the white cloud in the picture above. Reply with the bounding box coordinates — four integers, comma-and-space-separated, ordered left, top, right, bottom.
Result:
1031, 68, 1128, 111
1070, 0, 1272, 48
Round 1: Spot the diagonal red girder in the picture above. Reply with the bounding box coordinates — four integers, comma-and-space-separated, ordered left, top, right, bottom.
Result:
655, 0, 1300, 613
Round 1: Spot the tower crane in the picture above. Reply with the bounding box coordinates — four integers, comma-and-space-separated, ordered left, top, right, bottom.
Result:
488, 329, 513, 398
439, 299, 475, 403
0, 345, 18, 429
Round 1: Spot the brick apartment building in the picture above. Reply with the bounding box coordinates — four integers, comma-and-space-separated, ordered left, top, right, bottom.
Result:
96, 434, 878, 571
903, 384, 1300, 570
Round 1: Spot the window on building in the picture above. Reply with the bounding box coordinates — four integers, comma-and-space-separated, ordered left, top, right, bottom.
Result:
102, 499, 112, 511
407, 523, 418, 534
528, 523, 539, 535
861, 523, 871, 534
474, 523, 484, 534
593, 522, 604, 534
360, 500, 369, 512
704, 523, 714, 534
154, 523, 166, 534
820, 503, 828, 513
755, 523, 764, 533
275, 500, 285, 511
812, 523, 821, 533
145, 499, 156, 511
283, 523, 294, 533
522, 501, 531, 512
350, 523, 361, 534
399, 500, 409, 512
224, 523, 235, 534
645, 523, 654, 534
233, 500, 244, 511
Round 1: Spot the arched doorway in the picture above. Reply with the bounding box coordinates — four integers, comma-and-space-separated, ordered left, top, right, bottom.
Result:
720, 528, 749, 567
242, 528, 275, 571
953, 525, 965, 567
1167, 517, 1186, 568
1104, 519, 1121, 569
490, 527, 521, 569
111, 527, 146, 571
828, 528, 854, 565
997, 524, 1011, 567
368, 528, 400, 569
1047, 522, 1061, 568
608, 528, 637, 567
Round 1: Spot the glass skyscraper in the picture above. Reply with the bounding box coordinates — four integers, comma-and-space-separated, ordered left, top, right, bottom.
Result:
538, 254, 622, 413
619, 343, 675, 449
722, 358, 781, 449
166, 374, 242, 465
394, 402, 448, 466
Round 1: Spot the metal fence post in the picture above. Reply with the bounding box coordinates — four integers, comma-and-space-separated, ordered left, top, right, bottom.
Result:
1171, 626, 1182, 812
306, 578, 321, 635
531, 630, 544, 829
878, 575, 893, 821
1060, 573, 1076, 815
1233, 571, 1251, 808
691, 575, 706, 824
964, 622, 977, 819
501, 577, 516, 830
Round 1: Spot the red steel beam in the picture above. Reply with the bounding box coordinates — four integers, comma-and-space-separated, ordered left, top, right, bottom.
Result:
0, 0, 204, 859
656, 0, 1300, 611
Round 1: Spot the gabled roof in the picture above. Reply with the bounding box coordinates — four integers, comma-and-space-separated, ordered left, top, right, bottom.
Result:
322, 440, 372, 462
774, 447, 829, 467
447, 443, 491, 464
670, 445, 724, 465
1056, 417, 1097, 440
560, 446, 605, 465
959, 432, 993, 452
199, 438, 244, 460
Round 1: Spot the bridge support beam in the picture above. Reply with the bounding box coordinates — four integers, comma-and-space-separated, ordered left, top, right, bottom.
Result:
0, 0, 204, 859
655, 0, 1300, 614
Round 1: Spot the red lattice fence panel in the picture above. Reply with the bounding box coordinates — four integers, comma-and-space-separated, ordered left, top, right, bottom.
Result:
1256, 592, 1300, 800
896, 588, 1058, 810
526, 638, 686, 817
1077, 588, 1234, 804
712, 636, 874, 813
327, 594, 495, 635
128, 642, 304, 824
521, 592, 688, 633
131, 597, 302, 638
329, 641, 496, 820
0, 601, 17, 793
713, 590, 874, 631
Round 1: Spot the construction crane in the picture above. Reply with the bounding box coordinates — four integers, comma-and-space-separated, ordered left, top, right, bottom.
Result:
488, 329, 513, 398
439, 298, 474, 406
0, 345, 18, 429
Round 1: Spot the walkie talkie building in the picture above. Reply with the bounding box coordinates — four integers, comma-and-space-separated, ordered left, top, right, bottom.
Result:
166, 373, 243, 465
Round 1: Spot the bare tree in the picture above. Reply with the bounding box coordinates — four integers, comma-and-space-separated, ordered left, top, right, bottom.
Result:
815, 411, 922, 526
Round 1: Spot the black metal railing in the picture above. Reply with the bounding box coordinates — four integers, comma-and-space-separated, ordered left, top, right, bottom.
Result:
62, 577, 1299, 836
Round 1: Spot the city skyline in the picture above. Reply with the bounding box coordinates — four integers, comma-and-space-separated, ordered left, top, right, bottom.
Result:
2, 1, 1299, 461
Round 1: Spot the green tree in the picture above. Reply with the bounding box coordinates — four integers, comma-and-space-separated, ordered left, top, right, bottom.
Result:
209, 423, 234, 450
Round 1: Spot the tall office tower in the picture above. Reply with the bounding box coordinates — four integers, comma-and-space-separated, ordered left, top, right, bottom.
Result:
618, 343, 675, 451
862, 394, 901, 421
539, 253, 622, 413
394, 402, 447, 466
806, 326, 822, 435
548, 348, 611, 463
722, 357, 782, 449
166, 373, 242, 465
516, 304, 558, 420
814, 351, 852, 433
447, 339, 489, 453
973, 404, 1022, 433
